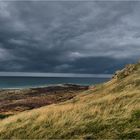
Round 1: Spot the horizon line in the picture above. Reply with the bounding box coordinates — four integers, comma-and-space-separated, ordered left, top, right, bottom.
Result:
0, 72, 113, 78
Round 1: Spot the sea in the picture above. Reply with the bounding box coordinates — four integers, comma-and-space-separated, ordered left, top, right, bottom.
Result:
0, 76, 111, 89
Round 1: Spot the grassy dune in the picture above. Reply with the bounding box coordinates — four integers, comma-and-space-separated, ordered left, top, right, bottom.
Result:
0, 62, 140, 139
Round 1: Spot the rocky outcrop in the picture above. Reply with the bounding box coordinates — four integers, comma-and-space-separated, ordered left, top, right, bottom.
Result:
113, 63, 139, 80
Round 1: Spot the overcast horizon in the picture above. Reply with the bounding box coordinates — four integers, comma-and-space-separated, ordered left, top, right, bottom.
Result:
0, 72, 112, 78
0, 1, 140, 75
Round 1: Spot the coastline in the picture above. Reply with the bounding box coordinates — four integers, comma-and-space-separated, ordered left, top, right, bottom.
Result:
0, 83, 89, 90
0, 76, 110, 89
0, 84, 89, 115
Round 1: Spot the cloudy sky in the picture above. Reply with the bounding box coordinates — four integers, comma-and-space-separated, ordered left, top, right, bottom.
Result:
0, 1, 140, 74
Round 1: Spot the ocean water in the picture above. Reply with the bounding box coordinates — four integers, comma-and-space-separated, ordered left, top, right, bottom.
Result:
0, 76, 110, 89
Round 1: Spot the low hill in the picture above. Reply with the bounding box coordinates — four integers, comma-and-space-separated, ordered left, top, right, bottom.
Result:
0, 62, 140, 139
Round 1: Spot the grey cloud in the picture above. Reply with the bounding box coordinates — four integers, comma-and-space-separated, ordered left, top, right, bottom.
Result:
0, 1, 139, 73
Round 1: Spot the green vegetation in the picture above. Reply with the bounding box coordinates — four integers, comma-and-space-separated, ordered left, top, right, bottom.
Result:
0, 62, 140, 139
0, 114, 11, 119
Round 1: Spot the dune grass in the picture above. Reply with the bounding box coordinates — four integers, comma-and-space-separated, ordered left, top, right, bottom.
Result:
0, 63, 140, 139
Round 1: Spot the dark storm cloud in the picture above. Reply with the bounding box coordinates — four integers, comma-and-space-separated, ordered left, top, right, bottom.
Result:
0, 1, 140, 74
